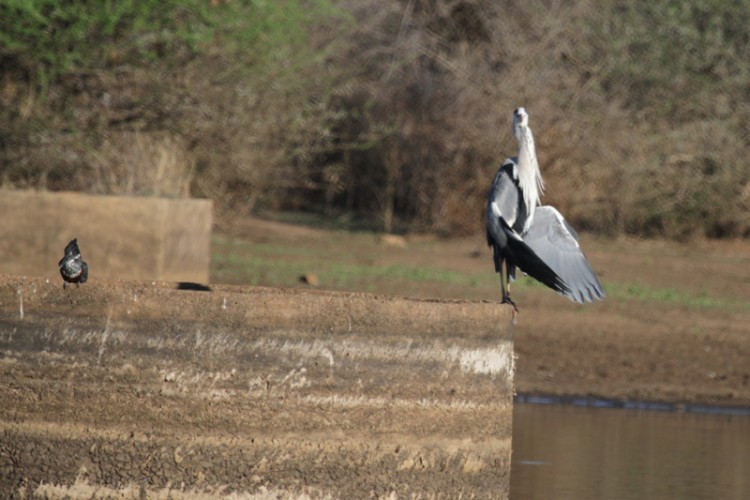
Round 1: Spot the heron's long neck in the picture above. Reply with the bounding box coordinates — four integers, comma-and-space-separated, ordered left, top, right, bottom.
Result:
516, 125, 544, 228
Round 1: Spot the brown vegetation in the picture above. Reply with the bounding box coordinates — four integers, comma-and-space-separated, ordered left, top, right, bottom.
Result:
1, 0, 749, 238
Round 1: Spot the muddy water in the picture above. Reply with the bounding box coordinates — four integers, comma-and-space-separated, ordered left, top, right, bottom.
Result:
510, 403, 750, 499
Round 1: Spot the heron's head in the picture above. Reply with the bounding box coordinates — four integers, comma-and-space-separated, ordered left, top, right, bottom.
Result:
513, 108, 529, 141
513, 107, 528, 127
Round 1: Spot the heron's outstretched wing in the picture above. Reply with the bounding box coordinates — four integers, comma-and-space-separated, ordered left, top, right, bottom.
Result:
523, 206, 605, 303
502, 219, 570, 295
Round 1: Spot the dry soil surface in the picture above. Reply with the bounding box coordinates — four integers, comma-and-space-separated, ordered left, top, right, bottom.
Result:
0, 278, 514, 498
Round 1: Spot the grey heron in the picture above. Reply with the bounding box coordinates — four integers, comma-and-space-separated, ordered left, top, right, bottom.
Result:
486, 107, 604, 313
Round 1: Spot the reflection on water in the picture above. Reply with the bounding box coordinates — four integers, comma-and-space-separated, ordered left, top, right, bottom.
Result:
511, 403, 750, 500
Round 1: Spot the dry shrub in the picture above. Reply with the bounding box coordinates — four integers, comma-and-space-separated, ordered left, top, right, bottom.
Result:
292, 0, 750, 238
88, 132, 193, 198
297, 0, 606, 234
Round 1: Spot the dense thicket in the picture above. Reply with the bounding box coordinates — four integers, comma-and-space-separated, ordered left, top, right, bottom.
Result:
1, 0, 749, 238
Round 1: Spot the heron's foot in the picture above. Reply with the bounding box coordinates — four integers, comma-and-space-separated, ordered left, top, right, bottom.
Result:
501, 294, 518, 311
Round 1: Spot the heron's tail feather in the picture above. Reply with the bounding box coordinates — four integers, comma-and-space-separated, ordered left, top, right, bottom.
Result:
505, 233, 570, 295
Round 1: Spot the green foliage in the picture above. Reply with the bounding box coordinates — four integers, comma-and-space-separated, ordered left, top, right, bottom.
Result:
0, 0, 344, 196
0, 0, 337, 86
1, 0, 204, 85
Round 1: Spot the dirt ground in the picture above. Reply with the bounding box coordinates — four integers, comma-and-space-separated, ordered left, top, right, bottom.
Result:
0, 277, 513, 498
217, 217, 750, 409
1, 216, 748, 498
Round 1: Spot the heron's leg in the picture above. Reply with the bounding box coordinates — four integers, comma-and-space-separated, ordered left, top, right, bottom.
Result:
499, 260, 507, 298
500, 260, 518, 313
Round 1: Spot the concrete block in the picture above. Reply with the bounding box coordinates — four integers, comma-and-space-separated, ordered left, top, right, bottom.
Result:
0, 190, 212, 283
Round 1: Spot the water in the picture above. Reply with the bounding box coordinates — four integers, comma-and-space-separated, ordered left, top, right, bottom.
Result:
510, 402, 750, 499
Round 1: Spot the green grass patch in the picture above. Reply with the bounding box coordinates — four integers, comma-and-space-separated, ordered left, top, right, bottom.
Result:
212, 235, 747, 311
211, 251, 484, 290
213, 236, 338, 260
603, 282, 747, 311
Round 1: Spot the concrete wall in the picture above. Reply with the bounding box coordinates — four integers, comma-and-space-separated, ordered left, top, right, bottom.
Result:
0, 277, 515, 498
0, 190, 212, 283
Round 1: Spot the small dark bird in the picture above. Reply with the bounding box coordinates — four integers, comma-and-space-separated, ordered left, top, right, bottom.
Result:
58, 238, 89, 288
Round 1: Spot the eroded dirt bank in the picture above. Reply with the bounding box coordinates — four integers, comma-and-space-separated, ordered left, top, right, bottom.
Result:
0, 277, 514, 498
